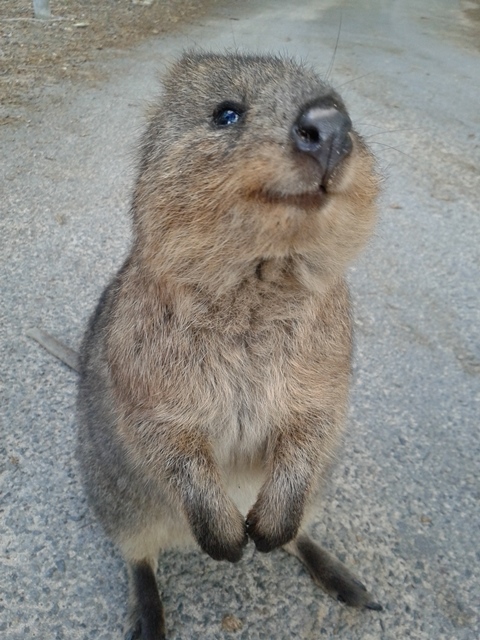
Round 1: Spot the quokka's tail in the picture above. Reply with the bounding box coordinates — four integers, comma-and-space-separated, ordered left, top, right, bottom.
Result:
26, 327, 80, 373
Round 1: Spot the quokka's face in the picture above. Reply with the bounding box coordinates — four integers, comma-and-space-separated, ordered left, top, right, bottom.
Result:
135, 53, 379, 277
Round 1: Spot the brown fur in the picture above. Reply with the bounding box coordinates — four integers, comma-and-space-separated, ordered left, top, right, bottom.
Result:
76, 52, 381, 639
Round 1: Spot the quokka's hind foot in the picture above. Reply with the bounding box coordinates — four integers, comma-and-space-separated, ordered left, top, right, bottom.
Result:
125, 560, 166, 640
285, 533, 383, 611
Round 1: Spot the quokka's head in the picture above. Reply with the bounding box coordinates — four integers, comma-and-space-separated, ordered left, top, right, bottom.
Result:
132, 52, 380, 294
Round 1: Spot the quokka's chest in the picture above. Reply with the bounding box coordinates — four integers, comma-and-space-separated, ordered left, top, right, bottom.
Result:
199, 331, 291, 441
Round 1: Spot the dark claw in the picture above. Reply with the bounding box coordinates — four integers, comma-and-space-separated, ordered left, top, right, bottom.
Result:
353, 578, 368, 592
365, 601, 383, 612
253, 536, 275, 553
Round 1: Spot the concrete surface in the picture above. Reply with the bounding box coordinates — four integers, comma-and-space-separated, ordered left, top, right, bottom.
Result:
1, 0, 479, 638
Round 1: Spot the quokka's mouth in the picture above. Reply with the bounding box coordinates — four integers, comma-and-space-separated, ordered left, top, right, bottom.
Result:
253, 184, 328, 210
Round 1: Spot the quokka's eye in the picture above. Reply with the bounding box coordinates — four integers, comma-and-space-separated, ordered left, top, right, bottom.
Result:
212, 102, 245, 127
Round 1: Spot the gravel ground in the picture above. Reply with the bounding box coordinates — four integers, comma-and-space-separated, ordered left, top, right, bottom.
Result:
0, 0, 224, 120
1, 0, 479, 638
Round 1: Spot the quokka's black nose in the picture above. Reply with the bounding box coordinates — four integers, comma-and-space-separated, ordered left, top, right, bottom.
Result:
291, 105, 353, 184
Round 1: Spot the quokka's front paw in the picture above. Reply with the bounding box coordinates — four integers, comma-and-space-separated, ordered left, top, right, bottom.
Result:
191, 506, 248, 563
246, 503, 300, 553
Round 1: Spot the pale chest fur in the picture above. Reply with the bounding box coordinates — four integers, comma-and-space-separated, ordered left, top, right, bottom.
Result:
192, 322, 297, 514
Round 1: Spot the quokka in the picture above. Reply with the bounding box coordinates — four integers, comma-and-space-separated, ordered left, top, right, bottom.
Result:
74, 52, 382, 639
